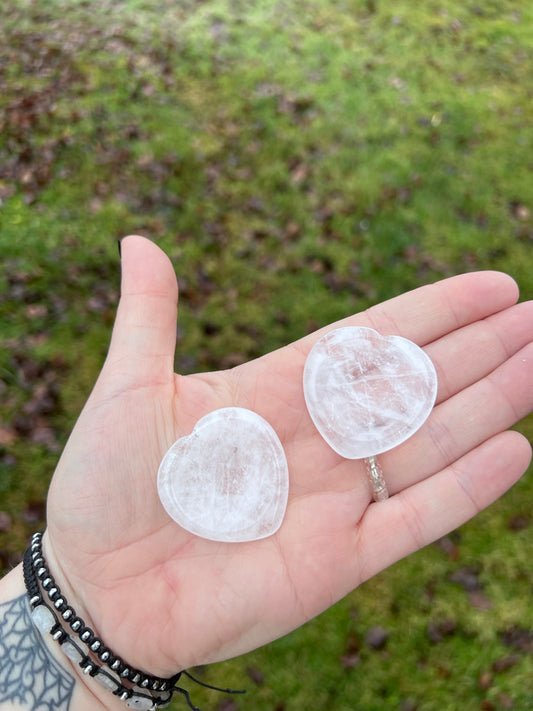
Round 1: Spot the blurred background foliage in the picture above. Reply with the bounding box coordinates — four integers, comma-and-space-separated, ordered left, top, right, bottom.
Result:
0, 0, 532, 709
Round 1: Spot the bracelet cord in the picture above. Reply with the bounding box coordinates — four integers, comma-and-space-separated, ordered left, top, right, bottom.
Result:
23, 532, 245, 711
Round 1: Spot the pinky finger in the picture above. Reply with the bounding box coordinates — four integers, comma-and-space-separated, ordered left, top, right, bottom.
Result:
354, 430, 532, 583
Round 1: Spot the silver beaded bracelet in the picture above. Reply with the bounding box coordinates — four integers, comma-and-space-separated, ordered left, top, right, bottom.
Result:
23, 532, 244, 711
29, 595, 172, 710
23, 540, 172, 710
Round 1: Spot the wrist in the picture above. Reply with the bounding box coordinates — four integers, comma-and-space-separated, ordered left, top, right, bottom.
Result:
0, 564, 114, 711
24, 533, 175, 710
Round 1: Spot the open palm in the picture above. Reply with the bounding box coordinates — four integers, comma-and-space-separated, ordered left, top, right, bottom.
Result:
45, 235, 533, 680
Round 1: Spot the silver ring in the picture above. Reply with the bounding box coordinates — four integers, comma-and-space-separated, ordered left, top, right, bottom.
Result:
364, 456, 389, 502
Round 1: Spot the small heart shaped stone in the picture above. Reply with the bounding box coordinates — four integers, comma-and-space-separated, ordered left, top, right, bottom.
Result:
303, 326, 438, 459
157, 407, 289, 542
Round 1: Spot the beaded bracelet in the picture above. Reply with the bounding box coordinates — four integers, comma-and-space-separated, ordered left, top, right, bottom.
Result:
23, 542, 172, 710
27, 532, 174, 694
24, 532, 245, 711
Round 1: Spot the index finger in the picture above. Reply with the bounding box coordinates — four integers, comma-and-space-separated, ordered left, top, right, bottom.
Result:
298, 271, 520, 352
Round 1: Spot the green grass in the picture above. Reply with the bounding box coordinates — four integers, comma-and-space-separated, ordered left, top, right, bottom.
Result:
1, 0, 532, 709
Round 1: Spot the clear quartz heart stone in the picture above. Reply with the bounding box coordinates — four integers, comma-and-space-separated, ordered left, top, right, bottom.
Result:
157, 407, 289, 542
303, 326, 438, 459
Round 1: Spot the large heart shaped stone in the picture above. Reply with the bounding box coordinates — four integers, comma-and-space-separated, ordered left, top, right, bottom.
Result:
157, 407, 289, 542
303, 326, 438, 459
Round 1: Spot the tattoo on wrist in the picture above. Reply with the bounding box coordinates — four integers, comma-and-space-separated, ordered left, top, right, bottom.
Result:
0, 594, 75, 710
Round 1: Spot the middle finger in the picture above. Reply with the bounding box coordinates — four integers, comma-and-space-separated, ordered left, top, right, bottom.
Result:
382, 341, 533, 494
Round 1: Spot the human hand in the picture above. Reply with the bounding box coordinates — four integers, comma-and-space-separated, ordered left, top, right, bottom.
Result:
44, 235, 533, 679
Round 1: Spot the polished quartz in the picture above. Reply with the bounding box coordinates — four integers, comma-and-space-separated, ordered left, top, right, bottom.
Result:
94, 671, 121, 693
60, 640, 84, 664
126, 694, 156, 710
31, 605, 55, 635
303, 326, 438, 458
126, 691, 157, 711
158, 407, 289, 542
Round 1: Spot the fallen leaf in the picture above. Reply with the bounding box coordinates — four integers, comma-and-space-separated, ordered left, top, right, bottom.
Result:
478, 670, 492, 690
468, 590, 492, 611
491, 655, 520, 673
400, 700, 419, 711
216, 700, 238, 711
290, 162, 309, 184
507, 513, 529, 531
245, 666, 264, 686
450, 566, 481, 592
0, 511, 12, 532
509, 201, 530, 221
340, 653, 361, 669
220, 353, 246, 369
436, 535, 460, 560
22, 500, 46, 525
428, 618, 457, 644
0, 425, 16, 446
498, 693, 515, 709
284, 221, 301, 240
500, 626, 533, 653
365, 626, 389, 650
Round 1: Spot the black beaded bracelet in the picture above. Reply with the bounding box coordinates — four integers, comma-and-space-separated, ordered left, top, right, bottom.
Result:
23, 532, 245, 711
27, 532, 175, 693
23, 543, 172, 710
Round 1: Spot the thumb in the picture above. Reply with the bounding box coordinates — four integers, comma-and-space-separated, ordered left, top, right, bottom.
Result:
104, 235, 179, 386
